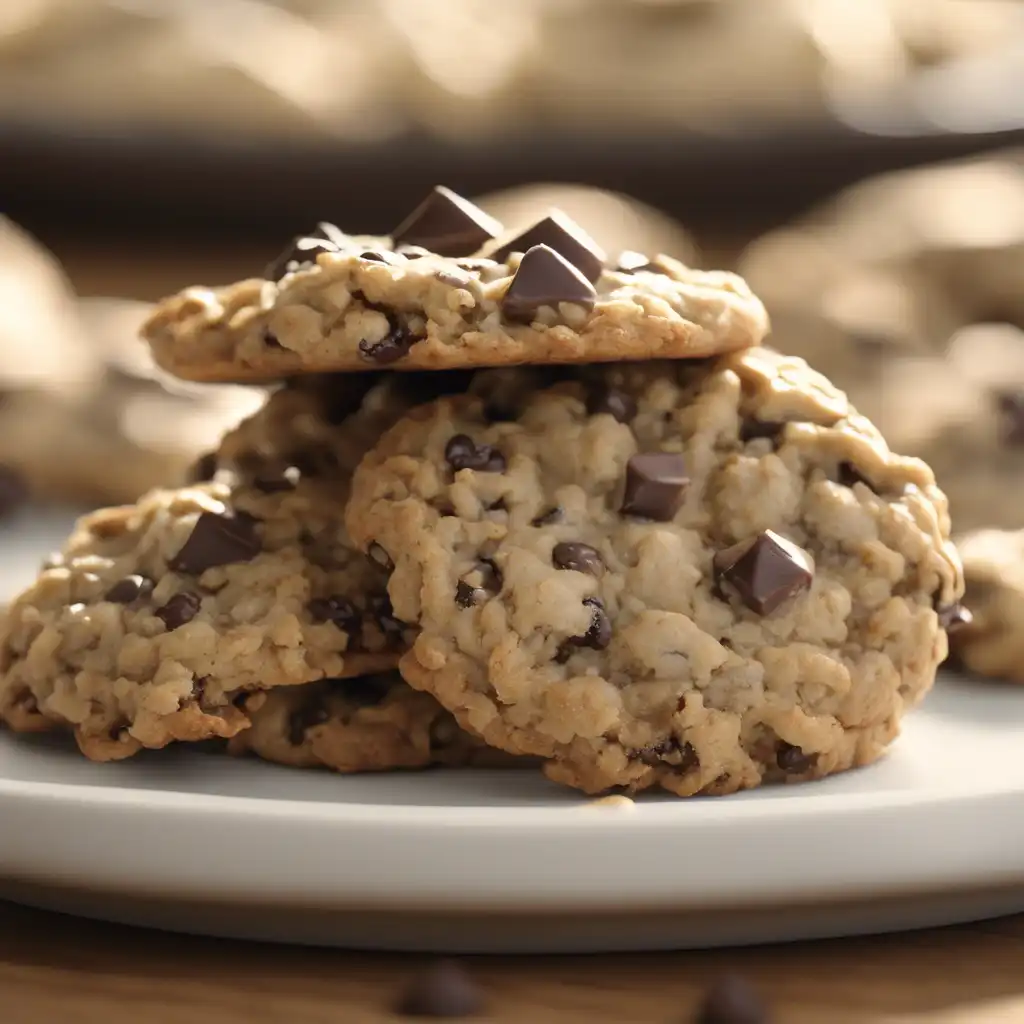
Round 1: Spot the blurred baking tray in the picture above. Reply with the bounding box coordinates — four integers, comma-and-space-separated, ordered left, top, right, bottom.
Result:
2, 109, 1022, 242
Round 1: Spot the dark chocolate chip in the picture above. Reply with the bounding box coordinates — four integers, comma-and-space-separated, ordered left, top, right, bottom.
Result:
104, 574, 154, 604
776, 741, 815, 774
169, 512, 261, 575
993, 389, 1024, 444
287, 698, 329, 745
368, 542, 394, 573
455, 580, 485, 608
156, 591, 201, 630
552, 542, 603, 575
621, 452, 689, 521
356, 300, 419, 365
368, 594, 406, 644
531, 506, 564, 527
636, 738, 698, 770
0, 465, 29, 518
444, 434, 506, 473
359, 249, 401, 265
500, 244, 597, 323
739, 420, 783, 444
489, 210, 607, 282
264, 235, 338, 282
616, 249, 656, 273
695, 974, 770, 1024
575, 597, 612, 651
938, 603, 973, 633
394, 959, 485, 1019
713, 531, 814, 616
308, 596, 360, 634
187, 452, 218, 484
587, 386, 637, 424
391, 186, 501, 257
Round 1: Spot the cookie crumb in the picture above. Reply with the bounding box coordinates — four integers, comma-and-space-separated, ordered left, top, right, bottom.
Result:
394, 959, 485, 1019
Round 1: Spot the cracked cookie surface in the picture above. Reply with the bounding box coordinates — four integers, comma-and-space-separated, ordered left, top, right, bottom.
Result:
229, 672, 520, 773
142, 190, 767, 382
347, 347, 963, 796
0, 376, 434, 760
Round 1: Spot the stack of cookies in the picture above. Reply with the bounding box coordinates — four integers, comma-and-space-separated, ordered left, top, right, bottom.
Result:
0, 187, 966, 796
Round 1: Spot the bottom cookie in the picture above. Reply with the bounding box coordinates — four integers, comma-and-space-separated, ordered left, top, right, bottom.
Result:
228, 674, 524, 773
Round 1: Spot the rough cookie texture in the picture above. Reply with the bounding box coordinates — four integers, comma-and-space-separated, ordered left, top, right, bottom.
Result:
142, 198, 767, 382
229, 673, 519, 772
0, 377, 433, 760
347, 347, 963, 796
949, 529, 1024, 683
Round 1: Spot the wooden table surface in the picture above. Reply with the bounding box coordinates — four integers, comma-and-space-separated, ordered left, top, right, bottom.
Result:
4, 241, 1019, 1023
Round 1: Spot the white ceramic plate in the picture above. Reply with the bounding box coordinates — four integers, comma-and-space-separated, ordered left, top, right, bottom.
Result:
1, 509, 1023, 954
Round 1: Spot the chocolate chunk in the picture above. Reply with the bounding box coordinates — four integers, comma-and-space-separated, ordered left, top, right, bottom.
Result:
169, 512, 261, 575
0, 465, 28, 518
552, 542, 603, 575
776, 741, 815, 774
500, 244, 597, 323
695, 975, 770, 1024
739, 420, 783, 444
104, 574, 154, 604
394, 959, 485, 1019
587, 386, 637, 424
187, 452, 218, 484
713, 531, 814, 616
287, 699, 329, 745
455, 580, 485, 608
621, 452, 689, 521
156, 591, 201, 630
391, 186, 501, 257
490, 210, 607, 282
308, 595, 360, 634
444, 434, 506, 473
994, 390, 1024, 444
368, 594, 406, 644
938, 603, 973, 633
616, 250, 655, 273
368, 542, 394, 573
532, 506, 564, 526
264, 235, 338, 282
636, 738, 698, 770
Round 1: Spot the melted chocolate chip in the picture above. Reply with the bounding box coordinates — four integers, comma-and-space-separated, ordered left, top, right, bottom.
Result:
776, 741, 815, 774
356, 304, 420, 365
552, 542, 603, 575
587, 387, 637, 424
695, 975, 770, 1024
636, 738, 698, 770
394, 959, 485, 1019
490, 210, 606, 282
391, 186, 501, 257
287, 699, 329, 745
264, 235, 338, 282
444, 434, 506, 473
501, 244, 597, 323
169, 512, 261, 575
368, 542, 394, 573
531, 506, 564, 527
621, 452, 689, 521
187, 452, 218, 484
308, 596, 360, 635
559, 597, 612, 659
713, 531, 814, 616
104, 574, 154, 604
155, 592, 201, 630
0, 465, 29, 518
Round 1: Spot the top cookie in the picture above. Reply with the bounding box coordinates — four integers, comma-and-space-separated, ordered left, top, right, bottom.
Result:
142, 187, 768, 382
346, 348, 963, 796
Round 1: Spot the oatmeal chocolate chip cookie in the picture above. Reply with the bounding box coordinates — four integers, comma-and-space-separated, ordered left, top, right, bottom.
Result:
347, 347, 963, 796
142, 187, 767, 383
228, 672, 520, 772
948, 529, 1024, 683
0, 376, 439, 760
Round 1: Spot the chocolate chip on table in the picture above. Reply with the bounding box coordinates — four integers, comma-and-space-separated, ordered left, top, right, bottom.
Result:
489, 210, 607, 282
587, 386, 638, 424
531, 506, 564, 527
104, 574, 154, 604
187, 452, 218, 484
444, 434, 506, 473
0, 465, 28, 518
694, 974, 770, 1024
308, 595, 361, 634
169, 512, 261, 575
264, 235, 339, 282
394, 958, 485, 1019
368, 542, 394, 572
713, 531, 814, 616
500, 244, 597, 323
155, 591, 202, 630
287, 698, 329, 745
938, 603, 973, 633
776, 741, 815, 774
616, 249, 656, 273
391, 186, 502, 258
552, 542, 603, 575
621, 452, 689, 521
